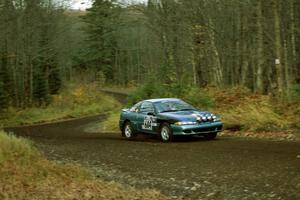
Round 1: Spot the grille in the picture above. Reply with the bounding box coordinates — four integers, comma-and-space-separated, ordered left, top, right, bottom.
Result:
184, 125, 222, 134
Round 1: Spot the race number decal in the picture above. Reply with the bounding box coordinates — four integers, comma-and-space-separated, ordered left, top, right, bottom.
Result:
142, 116, 157, 130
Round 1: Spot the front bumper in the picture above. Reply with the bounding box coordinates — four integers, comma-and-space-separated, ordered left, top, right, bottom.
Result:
119, 120, 125, 131
171, 121, 223, 136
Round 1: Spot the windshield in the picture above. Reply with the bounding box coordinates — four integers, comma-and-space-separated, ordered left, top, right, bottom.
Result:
154, 100, 195, 113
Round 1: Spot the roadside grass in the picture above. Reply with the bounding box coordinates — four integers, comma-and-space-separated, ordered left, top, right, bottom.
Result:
0, 131, 171, 200
208, 87, 291, 132
0, 83, 121, 127
99, 111, 120, 132
101, 85, 136, 95
84, 111, 121, 133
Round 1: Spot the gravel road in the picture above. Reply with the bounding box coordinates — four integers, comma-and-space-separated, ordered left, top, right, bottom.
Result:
5, 114, 300, 200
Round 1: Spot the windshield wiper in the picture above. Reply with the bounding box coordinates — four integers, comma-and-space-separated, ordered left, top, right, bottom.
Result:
180, 108, 196, 111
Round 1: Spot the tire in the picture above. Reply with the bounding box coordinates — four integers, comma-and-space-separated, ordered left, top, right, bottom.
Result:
159, 123, 173, 143
203, 132, 217, 140
122, 122, 136, 140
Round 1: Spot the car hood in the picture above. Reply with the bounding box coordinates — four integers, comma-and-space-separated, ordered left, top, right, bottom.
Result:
157, 110, 212, 121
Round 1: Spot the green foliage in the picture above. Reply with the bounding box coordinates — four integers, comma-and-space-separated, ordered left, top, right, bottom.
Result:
289, 84, 300, 102
126, 81, 168, 105
76, 0, 300, 96
92, 111, 120, 132
0, 132, 39, 165
0, 79, 8, 110
209, 87, 294, 131
0, 59, 9, 110
220, 98, 286, 131
48, 67, 61, 95
33, 66, 50, 106
79, 0, 121, 84
127, 82, 214, 110
184, 88, 215, 110
0, 83, 121, 127
0, 0, 71, 108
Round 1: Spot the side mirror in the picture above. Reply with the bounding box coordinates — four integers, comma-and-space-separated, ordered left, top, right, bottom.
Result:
122, 108, 129, 112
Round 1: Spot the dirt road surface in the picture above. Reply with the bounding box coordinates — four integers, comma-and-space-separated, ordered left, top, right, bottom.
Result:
5, 113, 300, 200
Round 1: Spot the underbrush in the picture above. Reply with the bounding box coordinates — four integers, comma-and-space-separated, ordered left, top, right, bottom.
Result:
0, 83, 121, 127
127, 81, 214, 110
100, 112, 120, 132
209, 87, 291, 131
126, 83, 300, 133
85, 111, 120, 133
0, 131, 170, 200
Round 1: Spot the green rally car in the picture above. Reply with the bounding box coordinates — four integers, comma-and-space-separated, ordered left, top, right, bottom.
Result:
119, 98, 223, 142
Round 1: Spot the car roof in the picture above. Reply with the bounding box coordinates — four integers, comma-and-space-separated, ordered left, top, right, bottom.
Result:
144, 98, 181, 103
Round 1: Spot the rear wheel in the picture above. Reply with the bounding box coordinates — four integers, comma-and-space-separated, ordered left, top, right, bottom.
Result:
123, 122, 136, 139
203, 132, 217, 140
159, 123, 173, 143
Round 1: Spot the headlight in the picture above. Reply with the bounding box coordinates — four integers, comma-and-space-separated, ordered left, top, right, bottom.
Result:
175, 121, 197, 125
213, 115, 221, 121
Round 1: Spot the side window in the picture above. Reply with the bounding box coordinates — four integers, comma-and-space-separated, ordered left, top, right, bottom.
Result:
130, 102, 142, 112
139, 102, 155, 114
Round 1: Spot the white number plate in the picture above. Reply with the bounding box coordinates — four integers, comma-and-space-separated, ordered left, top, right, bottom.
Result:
142, 116, 157, 130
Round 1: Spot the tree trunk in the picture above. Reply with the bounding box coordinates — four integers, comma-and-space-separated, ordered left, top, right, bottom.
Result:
191, 51, 197, 85
272, 0, 284, 96
283, 40, 290, 97
256, 0, 264, 93
289, 0, 296, 84
208, 18, 223, 86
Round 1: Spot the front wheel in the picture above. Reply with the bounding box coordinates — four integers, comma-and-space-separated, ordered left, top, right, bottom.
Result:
159, 123, 173, 142
123, 122, 136, 140
203, 132, 217, 140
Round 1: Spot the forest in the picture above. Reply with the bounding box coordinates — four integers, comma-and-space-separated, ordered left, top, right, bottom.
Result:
1, 1, 300, 199
0, 0, 300, 110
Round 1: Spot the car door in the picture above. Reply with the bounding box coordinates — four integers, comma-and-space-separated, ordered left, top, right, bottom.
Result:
136, 101, 157, 134
127, 101, 142, 131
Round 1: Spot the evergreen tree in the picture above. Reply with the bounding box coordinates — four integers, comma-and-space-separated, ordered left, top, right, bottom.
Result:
0, 0, 71, 108
80, 0, 121, 83
33, 65, 49, 106
48, 66, 61, 95
0, 56, 9, 109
